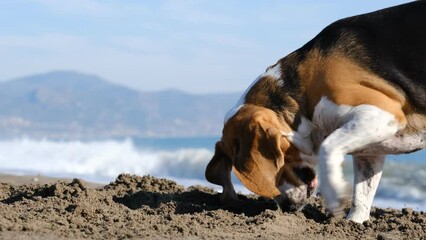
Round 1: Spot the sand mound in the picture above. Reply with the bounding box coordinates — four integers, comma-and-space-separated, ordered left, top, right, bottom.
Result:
0, 174, 424, 239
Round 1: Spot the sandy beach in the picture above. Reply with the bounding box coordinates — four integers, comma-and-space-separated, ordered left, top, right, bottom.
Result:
0, 173, 425, 240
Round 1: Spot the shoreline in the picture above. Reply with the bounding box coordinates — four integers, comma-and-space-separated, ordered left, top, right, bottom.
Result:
0, 173, 425, 239
0, 173, 102, 188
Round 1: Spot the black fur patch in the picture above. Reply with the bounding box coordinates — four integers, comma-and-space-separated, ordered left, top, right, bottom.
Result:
307, 1, 426, 112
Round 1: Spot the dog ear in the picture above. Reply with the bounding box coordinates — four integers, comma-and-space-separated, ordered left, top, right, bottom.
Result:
232, 122, 286, 198
205, 141, 232, 186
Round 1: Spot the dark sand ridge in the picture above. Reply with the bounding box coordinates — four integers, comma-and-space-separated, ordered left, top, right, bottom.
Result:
0, 174, 425, 239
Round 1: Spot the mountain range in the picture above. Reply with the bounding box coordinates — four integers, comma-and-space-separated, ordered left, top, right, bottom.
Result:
0, 71, 240, 139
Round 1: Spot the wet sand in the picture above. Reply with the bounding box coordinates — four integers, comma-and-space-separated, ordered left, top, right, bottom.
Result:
0, 174, 425, 239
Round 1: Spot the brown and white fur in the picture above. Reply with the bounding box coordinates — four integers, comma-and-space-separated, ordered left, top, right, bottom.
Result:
205, 1, 426, 223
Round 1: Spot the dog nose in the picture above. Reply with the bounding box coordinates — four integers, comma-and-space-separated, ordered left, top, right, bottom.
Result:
294, 166, 316, 182
293, 165, 317, 197
294, 165, 317, 187
309, 177, 318, 189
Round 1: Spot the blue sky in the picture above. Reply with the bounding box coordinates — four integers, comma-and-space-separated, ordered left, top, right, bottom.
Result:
0, 0, 411, 93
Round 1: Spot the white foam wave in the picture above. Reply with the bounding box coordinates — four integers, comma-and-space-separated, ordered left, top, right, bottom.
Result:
373, 198, 426, 211
0, 138, 424, 211
342, 159, 426, 211
0, 138, 214, 185
372, 161, 426, 210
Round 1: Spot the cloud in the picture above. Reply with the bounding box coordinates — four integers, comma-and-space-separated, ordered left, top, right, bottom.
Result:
0, 34, 89, 50
162, 0, 240, 26
31, 0, 149, 17
196, 33, 259, 50
32, 0, 113, 15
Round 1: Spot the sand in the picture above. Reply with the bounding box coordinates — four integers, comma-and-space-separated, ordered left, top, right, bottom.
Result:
0, 174, 425, 240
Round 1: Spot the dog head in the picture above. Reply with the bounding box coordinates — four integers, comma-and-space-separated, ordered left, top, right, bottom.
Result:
213, 104, 317, 211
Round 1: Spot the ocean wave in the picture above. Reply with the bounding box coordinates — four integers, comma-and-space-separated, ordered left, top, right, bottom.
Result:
0, 138, 213, 183
0, 138, 423, 210
342, 159, 426, 210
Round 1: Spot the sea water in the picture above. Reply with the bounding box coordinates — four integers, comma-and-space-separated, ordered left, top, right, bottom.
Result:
0, 137, 424, 211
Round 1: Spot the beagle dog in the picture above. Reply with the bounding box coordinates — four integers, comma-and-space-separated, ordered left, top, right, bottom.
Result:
205, 1, 426, 223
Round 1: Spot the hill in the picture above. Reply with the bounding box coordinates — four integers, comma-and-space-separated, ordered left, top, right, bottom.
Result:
0, 71, 240, 139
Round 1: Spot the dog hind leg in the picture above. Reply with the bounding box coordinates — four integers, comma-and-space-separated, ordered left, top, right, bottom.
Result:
347, 155, 385, 223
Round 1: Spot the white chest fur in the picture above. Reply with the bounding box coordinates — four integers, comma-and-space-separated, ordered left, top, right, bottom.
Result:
311, 97, 426, 155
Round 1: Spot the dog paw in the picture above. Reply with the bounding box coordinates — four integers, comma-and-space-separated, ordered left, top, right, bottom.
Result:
320, 180, 350, 216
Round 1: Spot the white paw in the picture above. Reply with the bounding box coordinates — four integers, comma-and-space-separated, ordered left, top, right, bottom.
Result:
320, 179, 350, 216
347, 208, 370, 223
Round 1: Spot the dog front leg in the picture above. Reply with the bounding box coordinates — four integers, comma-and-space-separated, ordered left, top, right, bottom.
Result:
347, 155, 385, 223
318, 104, 401, 218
